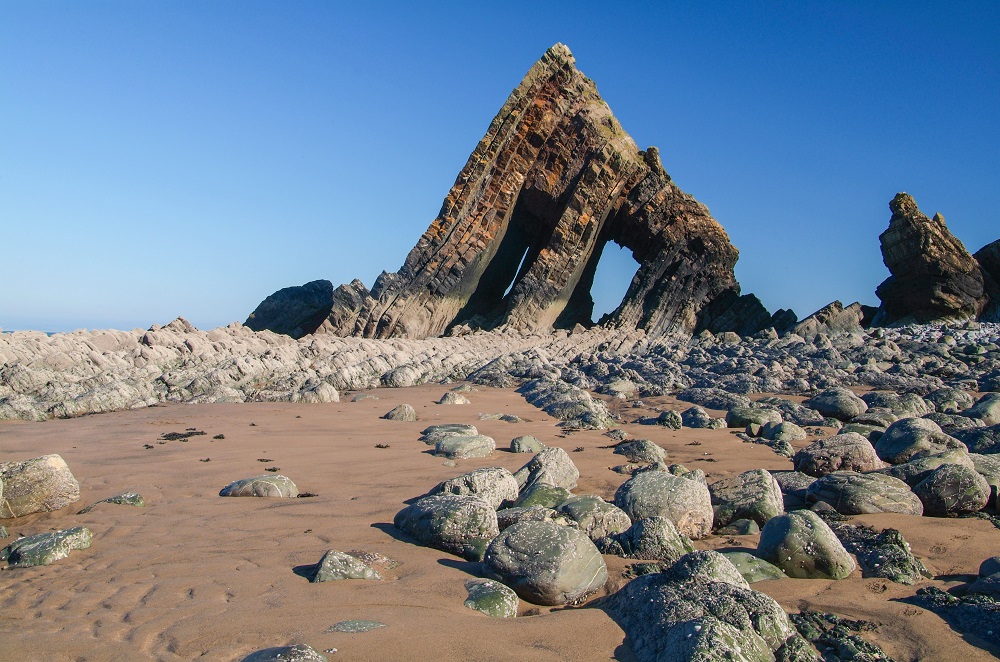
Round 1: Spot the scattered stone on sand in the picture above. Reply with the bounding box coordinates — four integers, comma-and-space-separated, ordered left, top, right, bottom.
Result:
311, 549, 381, 582
241, 644, 329, 662
614, 469, 714, 539
381, 404, 417, 421
757, 510, 856, 580
709, 468, 784, 528
393, 494, 499, 561
482, 520, 607, 606
0, 454, 81, 518
463, 578, 518, 618
805, 471, 923, 515
433, 434, 496, 460
419, 424, 479, 444
715, 519, 760, 536
611, 439, 667, 465
2, 526, 93, 567
219, 475, 299, 498
510, 435, 545, 453
78, 491, 146, 514
437, 392, 470, 405
325, 620, 387, 633
792, 432, 884, 477
432, 467, 518, 509
351, 392, 378, 402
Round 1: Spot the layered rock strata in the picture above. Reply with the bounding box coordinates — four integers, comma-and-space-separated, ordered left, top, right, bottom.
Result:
249, 44, 759, 340
874, 193, 995, 326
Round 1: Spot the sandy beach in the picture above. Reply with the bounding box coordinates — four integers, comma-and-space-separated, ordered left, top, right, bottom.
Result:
1, 384, 998, 661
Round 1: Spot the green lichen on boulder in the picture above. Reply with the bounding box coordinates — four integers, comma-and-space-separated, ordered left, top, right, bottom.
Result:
758, 510, 855, 580
463, 578, 519, 617
913, 463, 990, 516
393, 494, 499, 561
312, 550, 381, 582
483, 520, 607, 606
3, 526, 92, 567
720, 551, 789, 583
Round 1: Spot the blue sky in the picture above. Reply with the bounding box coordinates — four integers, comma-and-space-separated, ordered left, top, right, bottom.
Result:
2, 1, 997, 332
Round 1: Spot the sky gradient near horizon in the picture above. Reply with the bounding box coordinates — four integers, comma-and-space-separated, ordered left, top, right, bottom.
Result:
2, 2, 998, 333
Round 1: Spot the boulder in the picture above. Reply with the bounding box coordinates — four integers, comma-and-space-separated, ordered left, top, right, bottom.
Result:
873, 193, 989, 325
312, 550, 381, 582
420, 424, 478, 443
219, 475, 299, 498
512, 447, 579, 491
496, 505, 575, 531
612, 439, 666, 465
804, 388, 867, 422
3, 526, 93, 567
433, 434, 496, 460
967, 393, 1000, 426
761, 421, 807, 442
913, 463, 990, 516
614, 470, 714, 539
805, 472, 922, 515
393, 494, 499, 561
954, 425, 1000, 454
681, 406, 725, 429
464, 578, 519, 618
925, 387, 975, 414
382, 404, 417, 421
875, 417, 963, 464
556, 495, 631, 541
241, 644, 328, 662
611, 516, 694, 562
433, 467, 518, 509
769, 471, 816, 511
757, 511, 856, 580
720, 551, 788, 583
792, 433, 884, 477
514, 483, 572, 509
603, 551, 803, 661
437, 392, 470, 405
0, 454, 80, 518
725, 406, 781, 429
882, 448, 974, 486
709, 469, 784, 528
482, 520, 607, 606
510, 435, 545, 453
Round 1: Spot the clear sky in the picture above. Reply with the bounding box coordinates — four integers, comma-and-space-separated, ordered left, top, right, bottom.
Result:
2, 1, 998, 332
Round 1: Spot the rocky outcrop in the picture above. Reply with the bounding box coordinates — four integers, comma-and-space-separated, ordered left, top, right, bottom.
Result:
976, 240, 1000, 322
250, 44, 762, 340
873, 193, 990, 325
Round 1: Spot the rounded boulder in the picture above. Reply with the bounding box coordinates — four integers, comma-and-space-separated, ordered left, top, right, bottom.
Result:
483, 520, 607, 606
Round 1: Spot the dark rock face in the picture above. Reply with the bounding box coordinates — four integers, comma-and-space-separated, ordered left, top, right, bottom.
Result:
249, 44, 761, 340
873, 193, 989, 326
245, 279, 336, 339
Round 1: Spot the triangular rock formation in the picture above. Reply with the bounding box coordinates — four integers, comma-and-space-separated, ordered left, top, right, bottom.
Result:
248, 44, 769, 339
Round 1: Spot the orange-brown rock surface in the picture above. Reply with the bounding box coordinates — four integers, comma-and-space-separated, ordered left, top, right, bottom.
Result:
249, 44, 765, 339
